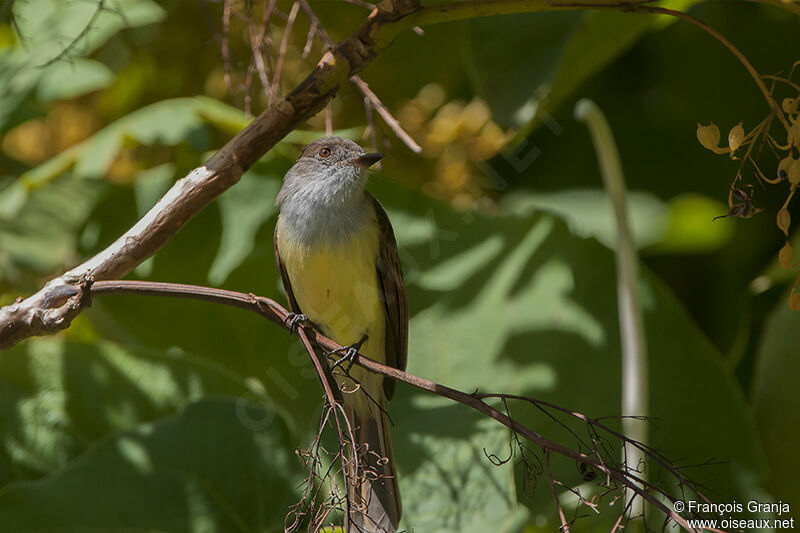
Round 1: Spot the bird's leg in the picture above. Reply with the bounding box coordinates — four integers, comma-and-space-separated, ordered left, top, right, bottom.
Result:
330, 334, 368, 373
284, 313, 309, 335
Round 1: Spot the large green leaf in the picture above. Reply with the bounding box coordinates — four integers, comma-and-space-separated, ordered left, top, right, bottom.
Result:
397, 399, 530, 533
0, 398, 300, 533
36, 58, 115, 103
370, 177, 765, 530
1, 0, 165, 129
752, 291, 800, 520
0, 171, 105, 285
74, 166, 769, 529
0, 96, 277, 285
464, 2, 699, 132
0, 337, 281, 486
502, 189, 733, 253
502, 188, 670, 249
209, 169, 281, 286
86, 176, 323, 429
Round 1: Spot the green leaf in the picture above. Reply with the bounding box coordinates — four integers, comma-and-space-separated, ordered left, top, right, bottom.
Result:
364, 176, 766, 529
501, 190, 733, 253
501, 188, 670, 250
36, 58, 115, 102
209, 168, 281, 285
397, 398, 530, 533
0, 337, 282, 485
465, 2, 700, 132
0, 171, 105, 283
0, 398, 300, 533
1, 0, 166, 129
752, 290, 800, 509
0, 97, 256, 282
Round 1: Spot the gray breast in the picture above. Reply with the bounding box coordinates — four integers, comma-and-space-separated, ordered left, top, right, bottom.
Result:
278, 194, 373, 247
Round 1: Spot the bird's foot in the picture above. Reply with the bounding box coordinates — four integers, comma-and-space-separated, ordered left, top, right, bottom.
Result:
330, 335, 368, 373
284, 313, 308, 335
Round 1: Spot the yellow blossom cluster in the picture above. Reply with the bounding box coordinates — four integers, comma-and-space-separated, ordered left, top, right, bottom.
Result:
398, 84, 510, 207
696, 65, 800, 308
2, 103, 97, 166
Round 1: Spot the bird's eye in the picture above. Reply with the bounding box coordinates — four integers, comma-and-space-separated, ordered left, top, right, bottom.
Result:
319, 147, 331, 158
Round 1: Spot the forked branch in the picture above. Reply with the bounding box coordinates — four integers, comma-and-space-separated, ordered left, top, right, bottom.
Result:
79, 279, 703, 532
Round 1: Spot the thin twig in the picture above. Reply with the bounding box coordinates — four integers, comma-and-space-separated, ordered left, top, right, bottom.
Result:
222, 0, 234, 96
325, 103, 333, 136
249, 0, 278, 100
303, 19, 318, 58
82, 279, 699, 532
0, 0, 425, 351
546, 451, 571, 533
270, 0, 300, 104
363, 95, 379, 152
351, 75, 423, 153
762, 74, 800, 93
298, 0, 422, 153
633, 5, 791, 131
40, 0, 109, 67
478, 393, 715, 508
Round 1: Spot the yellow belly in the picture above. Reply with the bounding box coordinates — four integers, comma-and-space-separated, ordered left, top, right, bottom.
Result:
276, 216, 386, 364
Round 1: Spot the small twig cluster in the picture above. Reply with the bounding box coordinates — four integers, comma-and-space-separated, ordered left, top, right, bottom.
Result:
479, 393, 719, 532
286, 401, 360, 533
286, 381, 398, 532
696, 60, 800, 308
72, 279, 722, 532
215, 0, 422, 154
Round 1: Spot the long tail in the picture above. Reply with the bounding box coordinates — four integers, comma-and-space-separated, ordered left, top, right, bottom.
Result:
344, 394, 401, 533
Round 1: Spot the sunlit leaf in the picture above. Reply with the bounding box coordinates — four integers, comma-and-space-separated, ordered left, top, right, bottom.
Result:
0, 398, 299, 532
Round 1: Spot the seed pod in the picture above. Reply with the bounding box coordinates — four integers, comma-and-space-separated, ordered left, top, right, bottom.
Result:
728, 121, 745, 153
779, 242, 793, 269
697, 123, 722, 151
778, 207, 791, 235
782, 97, 798, 114
778, 156, 793, 182
789, 158, 800, 187
790, 288, 800, 311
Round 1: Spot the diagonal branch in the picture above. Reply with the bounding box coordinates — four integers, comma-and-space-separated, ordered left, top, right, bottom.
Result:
0, 0, 422, 350
1, 0, 741, 354
74, 279, 699, 531
297, 0, 422, 152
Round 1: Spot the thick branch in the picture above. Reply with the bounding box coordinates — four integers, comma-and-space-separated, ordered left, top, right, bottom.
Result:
0, 0, 714, 350
80, 280, 695, 531
0, 0, 421, 350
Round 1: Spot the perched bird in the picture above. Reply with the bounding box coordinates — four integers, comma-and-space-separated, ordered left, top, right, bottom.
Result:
274, 137, 407, 533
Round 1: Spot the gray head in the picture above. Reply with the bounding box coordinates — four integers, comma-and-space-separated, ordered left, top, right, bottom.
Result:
276, 137, 383, 208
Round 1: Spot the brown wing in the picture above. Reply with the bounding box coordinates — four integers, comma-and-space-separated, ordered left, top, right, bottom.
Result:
368, 192, 408, 401
274, 224, 301, 314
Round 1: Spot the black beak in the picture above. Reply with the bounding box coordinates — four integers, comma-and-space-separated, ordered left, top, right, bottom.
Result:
350, 152, 384, 168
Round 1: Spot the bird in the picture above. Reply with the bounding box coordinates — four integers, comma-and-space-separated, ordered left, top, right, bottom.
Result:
274, 136, 407, 533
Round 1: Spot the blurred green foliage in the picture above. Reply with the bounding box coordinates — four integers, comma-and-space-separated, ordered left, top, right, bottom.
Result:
0, 0, 798, 531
